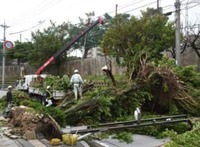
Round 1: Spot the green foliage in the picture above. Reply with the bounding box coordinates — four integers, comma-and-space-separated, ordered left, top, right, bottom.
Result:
77, 12, 107, 58
159, 129, 177, 139
139, 57, 199, 114
0, 120, 7, 128
164, 122, 200, 147
174, 66, 200, 115
175, 65, 200, 88
20, 99, 43, 111
0, 97, 6, 111
31, 20, 70, 72
158, 56, 200, 90
19, 100, 66, 127
111, 87, 152, 119
133, 123, 190, 140
112, 131, 133, 143
168, 104, 179, 115
0, 90, 29, 110
101, 8, 175, 78
85, 75, 107, 81
12, 90, 30, 105
43, 75, 71, 91
44, 107, 66, 127
96, 91, 114, 118
84, 87, 114, 123
10, 41, 34, 64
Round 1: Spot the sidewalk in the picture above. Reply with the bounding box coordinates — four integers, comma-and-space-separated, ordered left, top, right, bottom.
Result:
0, 116, 44, 147
0, 116, 89, 147
0, 132, 34, 147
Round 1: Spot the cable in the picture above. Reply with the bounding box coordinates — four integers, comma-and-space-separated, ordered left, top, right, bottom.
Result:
24, 0, 62, 18
8, 0, 62, 29
7, 0, 200, 42
117, 0, 146, 10
123, 1, 157, 14
9, 20, 46, 35
101, 0, 146, 15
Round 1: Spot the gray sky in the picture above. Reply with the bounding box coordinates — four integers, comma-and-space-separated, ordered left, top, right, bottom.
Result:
0, 0, 200, 43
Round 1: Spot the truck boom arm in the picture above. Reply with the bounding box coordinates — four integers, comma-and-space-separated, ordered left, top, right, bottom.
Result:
36, 17, 104, 75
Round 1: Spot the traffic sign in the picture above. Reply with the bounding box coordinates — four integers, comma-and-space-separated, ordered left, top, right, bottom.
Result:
4, 40, 14, 50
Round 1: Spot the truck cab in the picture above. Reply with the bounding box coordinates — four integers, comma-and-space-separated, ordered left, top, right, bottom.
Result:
15, 74, 48, 91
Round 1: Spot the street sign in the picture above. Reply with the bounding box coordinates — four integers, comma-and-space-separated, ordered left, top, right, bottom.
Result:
4, 40, 14, 50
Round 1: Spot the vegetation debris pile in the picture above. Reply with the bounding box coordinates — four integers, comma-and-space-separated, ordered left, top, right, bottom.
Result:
6, 106, 62, 140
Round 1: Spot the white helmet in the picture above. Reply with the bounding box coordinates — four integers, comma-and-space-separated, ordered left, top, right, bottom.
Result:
8, 85, 12, 89
47, 86, 51, 89
74, 69, 79, 73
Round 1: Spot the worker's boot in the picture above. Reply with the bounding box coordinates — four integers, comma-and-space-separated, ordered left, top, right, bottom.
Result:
74, 93, 78, 100
79, 93, 83, 100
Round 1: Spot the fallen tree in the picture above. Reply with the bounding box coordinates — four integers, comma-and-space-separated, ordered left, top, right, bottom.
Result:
137, 58, 198, 113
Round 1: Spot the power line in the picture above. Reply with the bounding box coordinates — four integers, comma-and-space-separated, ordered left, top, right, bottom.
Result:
123, 1, 157, 14
117, 0, 146, 11
9, 20, 46, 35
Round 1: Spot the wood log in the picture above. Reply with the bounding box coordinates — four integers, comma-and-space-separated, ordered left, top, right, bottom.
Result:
65, 99, 99, 125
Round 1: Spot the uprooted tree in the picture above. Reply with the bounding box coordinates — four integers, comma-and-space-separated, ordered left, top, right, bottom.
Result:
59, 57, 200, 125
7, 106, 62, 140
137, 57, 198, 113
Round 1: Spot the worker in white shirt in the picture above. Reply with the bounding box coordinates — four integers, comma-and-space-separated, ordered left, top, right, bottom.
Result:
70, 69, 84, 100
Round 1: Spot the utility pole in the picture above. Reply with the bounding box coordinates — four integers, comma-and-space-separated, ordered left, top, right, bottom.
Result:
175, 0, 181, 66
185, 0, 189, 37
157, 0, 160, 10
0, 21, 10, 89
115, 4, 118, 16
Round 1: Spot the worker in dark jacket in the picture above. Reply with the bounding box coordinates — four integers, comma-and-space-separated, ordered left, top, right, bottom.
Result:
5, 85, 13, 118
6, 85, 13, 106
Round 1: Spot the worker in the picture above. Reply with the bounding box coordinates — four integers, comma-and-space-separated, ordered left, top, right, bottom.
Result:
101, 65, 116, 86
45, 86, 53, 107
5, 85, 13, 118
70, 69, 84, 100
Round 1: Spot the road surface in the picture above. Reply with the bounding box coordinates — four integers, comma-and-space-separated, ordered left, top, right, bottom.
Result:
0, 90, 7, 98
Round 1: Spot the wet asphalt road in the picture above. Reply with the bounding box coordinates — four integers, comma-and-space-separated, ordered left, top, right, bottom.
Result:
0, 90, 7, 98
99, 135, 169, 147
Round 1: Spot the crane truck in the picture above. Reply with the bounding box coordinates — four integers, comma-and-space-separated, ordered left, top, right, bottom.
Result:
16, 17, 104, 99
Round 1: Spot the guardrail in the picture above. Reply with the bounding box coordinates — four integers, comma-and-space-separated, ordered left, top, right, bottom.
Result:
64, 114, 192, 134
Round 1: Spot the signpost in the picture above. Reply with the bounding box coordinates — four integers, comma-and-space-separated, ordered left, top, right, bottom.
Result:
1, 40, 13, 89
4, 41, 14, 50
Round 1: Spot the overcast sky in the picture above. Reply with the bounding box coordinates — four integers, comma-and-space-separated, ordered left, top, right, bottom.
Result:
0, 0, 200, 43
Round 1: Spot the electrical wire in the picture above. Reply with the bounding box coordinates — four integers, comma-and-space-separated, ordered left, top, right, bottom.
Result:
6, 0, 200, 41
9, 20, 46, 35
123, 1, 157, 14
6, 0, 62, 31
117, 0, 146, 10
23, 0, 63, 19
